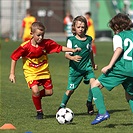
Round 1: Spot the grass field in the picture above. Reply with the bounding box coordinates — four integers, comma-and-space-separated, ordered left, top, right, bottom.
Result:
1, 40, 133, 133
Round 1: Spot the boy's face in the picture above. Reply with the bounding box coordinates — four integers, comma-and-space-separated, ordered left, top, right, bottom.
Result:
75, 21, 86, 36
31, 29, 44, 44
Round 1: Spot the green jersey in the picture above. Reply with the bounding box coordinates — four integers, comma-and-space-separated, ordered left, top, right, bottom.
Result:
67, 35, 93, 72
112, 30, 133, 77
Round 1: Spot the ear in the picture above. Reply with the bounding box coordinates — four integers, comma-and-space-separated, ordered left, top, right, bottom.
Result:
30, 32, 33, 36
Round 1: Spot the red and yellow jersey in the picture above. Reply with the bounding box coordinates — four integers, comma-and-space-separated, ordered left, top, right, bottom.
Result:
22, 16, 36, 41
11, 39, 62, 82
86, 18, 95, 40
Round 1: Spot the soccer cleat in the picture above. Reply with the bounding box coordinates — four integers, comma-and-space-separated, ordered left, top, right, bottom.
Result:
86, 101, 94, 115
36, 111, 44, 119
91, 111, 110, 125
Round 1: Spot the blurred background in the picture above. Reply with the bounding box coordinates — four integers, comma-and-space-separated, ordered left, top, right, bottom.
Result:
1, 0, 133, 41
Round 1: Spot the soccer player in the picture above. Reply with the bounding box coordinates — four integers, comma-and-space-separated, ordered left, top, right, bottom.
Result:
85, 12, 97, 56
9, 22, 81, 119
58, 16, 97, 115
19, 8, 36, 42
64, 14, 74, 40
91, 13, 133, 125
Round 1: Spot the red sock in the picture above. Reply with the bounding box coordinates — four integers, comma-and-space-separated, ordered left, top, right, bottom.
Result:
40, 89, 45, 99
92, 44, 96, 55
32, 95, 42, 112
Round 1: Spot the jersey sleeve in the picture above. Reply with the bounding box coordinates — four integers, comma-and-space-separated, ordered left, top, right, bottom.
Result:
66, 39, 73, 54
113, 35, 123, 51
45, 39, 62, 54
11, 46, 25, 61
22, 19, 25, 28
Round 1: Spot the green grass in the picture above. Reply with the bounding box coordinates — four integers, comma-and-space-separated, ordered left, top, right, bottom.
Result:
0, 40, 133, 133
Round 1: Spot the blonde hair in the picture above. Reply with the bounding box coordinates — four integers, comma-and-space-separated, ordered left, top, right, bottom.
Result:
72, 16, 88, 35
31, 22, 45, 33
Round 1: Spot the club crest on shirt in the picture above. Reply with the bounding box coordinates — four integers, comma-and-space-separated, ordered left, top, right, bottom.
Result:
86, 43, 90, 49
74, 44, 78, 48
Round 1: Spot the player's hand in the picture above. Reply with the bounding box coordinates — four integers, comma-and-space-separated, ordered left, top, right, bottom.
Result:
9, 74, 16, 83
92, 63, 98, 70
72, 55, 82, 62
93, 64, 98, 70
73, 47, 81, 52
101, 65, 111, 74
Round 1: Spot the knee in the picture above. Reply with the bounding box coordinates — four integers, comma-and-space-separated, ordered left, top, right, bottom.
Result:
32, 90, 40, 97
45, 90, 53, 96
66, 90, 74, 96
91, 79, 102, 89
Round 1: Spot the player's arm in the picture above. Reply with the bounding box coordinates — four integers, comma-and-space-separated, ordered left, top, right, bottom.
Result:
102, 47, 122, 74
19, 20, 25, 39
9, 60, 17, 83
102, 35, 123, 74
62, 46, 81, 53
90, 45, 98, 70
64, 39, 82, 62
65, 53, 82, 62
19, 27, 24, 39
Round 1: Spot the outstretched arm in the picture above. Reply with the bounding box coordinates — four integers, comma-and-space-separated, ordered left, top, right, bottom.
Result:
102, 47, 122, 74
9, 60, 17, 83
62, 46, 81, 53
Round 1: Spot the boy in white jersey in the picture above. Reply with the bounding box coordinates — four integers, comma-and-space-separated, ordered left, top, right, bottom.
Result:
91, 13, 133, 125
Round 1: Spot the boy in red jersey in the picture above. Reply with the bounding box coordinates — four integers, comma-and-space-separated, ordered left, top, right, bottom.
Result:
19, 8, 36, 42
9, 21, 81, 119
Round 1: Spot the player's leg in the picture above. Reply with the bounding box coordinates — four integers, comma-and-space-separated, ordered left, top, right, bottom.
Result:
91, 79, 106, 114
84, 70, 96, 115
91, 73, 126, 125
86, 78, 95, 115
31, 84, 44, 119
86, 88, 94, 115
58, 75, 82, 109
123, 77, 133, 112
40, 79, 53, 98
91, 79, 109, 125
59, 90, 74, 109
125, 92, 133, 112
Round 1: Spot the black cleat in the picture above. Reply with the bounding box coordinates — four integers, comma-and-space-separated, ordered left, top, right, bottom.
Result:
36, 111, 44, 119
86, 101, 94, 115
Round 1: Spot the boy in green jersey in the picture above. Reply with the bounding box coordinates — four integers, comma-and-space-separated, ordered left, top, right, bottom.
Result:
58, 16, 97, 115
91, 13, 133, 125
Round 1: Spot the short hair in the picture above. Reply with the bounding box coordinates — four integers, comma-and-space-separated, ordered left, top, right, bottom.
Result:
85, 12, 91, 17
26, 8, 32, 15
31, 22, 45, 33
72, 16, 88, 35
108, 13, 133, 33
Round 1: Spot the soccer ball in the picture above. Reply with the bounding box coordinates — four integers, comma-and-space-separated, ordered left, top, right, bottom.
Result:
56, 107, 74, 124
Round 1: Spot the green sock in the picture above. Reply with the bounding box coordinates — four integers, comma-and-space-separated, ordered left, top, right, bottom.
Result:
60, 93, 70, 108
129, 99, 133, 112
91, 87, 106, 114
87, 88, 93, 102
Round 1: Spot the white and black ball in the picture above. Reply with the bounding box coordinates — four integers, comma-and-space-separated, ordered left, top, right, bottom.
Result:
56, 107, 74, 124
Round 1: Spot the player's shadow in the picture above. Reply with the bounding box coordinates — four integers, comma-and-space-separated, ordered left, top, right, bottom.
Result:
107, 109, 128, 114
73, 109, 128, 116
31, 109, 128, 119
45, 114, 56, 118
104, 123, 133, 128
